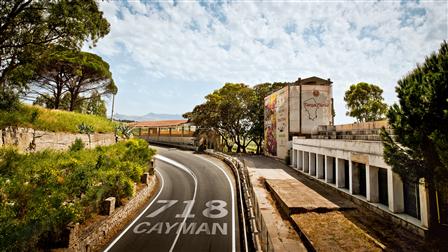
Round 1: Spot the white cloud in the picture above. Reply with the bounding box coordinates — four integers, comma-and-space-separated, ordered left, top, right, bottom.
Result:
89, 0, 448, 123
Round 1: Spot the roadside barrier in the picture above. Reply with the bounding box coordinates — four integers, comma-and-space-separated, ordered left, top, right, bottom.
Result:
205, 150, 262, 252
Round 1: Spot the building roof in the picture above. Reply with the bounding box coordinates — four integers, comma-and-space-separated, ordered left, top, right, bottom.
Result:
130, 120, 189, 128
300, 76, 332, 85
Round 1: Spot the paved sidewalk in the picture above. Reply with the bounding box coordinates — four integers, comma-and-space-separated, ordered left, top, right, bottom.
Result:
239, 155, 426, 252
240, 157, 307, 251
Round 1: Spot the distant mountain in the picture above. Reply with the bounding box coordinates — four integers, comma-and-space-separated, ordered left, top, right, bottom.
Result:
114, 112, 183, 122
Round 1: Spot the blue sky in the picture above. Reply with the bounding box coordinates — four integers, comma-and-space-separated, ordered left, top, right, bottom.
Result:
85, 0, 448, 124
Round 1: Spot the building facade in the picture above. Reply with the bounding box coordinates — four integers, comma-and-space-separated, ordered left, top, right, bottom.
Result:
131, 120, 197, 146
290, 121, 429, 236
264, 76, 334, 159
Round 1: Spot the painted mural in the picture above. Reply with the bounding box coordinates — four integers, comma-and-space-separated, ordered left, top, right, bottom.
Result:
264, 93, 277, 156
264, 88, 289, 158
301, 86, 332, 133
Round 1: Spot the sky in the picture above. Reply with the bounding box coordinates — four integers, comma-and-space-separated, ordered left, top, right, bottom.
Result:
85, 0, 448, 124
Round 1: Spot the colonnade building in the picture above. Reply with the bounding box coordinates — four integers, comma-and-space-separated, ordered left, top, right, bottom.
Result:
263, 76, 430, 236
291, 121, 429, 236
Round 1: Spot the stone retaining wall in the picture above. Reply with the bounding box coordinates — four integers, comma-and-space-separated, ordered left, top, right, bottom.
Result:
0, 127, 115, 152
67, 175, 157, 252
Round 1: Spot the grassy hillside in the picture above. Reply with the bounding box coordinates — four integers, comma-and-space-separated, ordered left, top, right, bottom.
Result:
0, 104, 116, 133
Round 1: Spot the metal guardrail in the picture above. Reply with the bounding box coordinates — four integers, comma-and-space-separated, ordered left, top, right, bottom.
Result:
205, 150, 262, 252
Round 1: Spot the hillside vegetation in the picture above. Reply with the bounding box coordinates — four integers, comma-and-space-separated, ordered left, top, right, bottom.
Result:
0, 104, 116, 133
0, 139, 155, 251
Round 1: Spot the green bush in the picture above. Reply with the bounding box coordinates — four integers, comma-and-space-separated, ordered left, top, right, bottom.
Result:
0, 139, 155, 251
69, 138, 85, 152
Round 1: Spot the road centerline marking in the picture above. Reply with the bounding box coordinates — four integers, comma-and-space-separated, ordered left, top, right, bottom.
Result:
154, 154, 198, 252
195, 155, 236, 252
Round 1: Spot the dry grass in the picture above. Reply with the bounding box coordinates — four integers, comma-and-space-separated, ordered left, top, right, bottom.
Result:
292, 211, 383, 252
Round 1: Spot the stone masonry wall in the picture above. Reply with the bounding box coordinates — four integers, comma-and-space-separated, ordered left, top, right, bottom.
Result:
68, 175, 157, 252
0, 127, 115, 152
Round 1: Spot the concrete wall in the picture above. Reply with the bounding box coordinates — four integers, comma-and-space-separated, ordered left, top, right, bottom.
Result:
335, 120, 388, 132
0, 127, 115, 152
292, 137, 430, 237
300, 84, 333, 134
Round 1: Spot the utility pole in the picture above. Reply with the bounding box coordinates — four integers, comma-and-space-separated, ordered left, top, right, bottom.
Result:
110, 94, 115, 121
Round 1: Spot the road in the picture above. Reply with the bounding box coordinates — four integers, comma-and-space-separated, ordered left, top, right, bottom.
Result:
104, 146, 241, 252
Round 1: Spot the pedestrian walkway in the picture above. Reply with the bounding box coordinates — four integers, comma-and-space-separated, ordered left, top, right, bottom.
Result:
240, 155, 426, 251
240, 157, 307, 251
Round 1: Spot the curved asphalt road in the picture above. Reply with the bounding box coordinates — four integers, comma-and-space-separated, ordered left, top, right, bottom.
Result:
104, 146, 240, 252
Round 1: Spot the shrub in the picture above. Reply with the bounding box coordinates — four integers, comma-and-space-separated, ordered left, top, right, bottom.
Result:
69, 138, 85, 152
0, 139, 155, 250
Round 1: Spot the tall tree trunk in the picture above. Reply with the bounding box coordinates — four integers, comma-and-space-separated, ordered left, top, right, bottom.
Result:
235, 135, 241, 153
69, 90, 79, 111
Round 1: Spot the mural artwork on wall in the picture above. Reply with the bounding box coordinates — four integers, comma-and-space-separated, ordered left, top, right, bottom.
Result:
264, 93, 277, 156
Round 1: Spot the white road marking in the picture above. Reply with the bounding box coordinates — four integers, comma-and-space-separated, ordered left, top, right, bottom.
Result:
146, 200, 178, 218
155, 154, 198, 252
103, 169, 165, 252
195, 155, 236, 252
132, 221, 227, 235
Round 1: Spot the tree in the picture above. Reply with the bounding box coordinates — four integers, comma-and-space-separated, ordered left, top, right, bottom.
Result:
84, 91, 107, 117
0, 0, 110, 108
185, 83, 254, 153
33, 93, 71, 110
64, 50, 116, 111
30, 47, 116, 112
381, 41, 448, 232
344, 82, 388, 122
29, 46, 72, 109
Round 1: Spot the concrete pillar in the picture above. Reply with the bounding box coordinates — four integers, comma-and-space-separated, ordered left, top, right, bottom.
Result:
309, 153, 316, 176
292, 149, 297, 169
295, 150, 299, 168
325, 156, 334, 183
298, 151, 303, 170
141, 172, 151, 185
336, 158, 345, 188
169, 128, 172, 136
317, 154, 325, 179
349, 160, 355, 194
388, 170, 404, 213
181, 126, 184, 137
419, 178, 430, 228
303, 152, 309, 173
366, 165, 379, 202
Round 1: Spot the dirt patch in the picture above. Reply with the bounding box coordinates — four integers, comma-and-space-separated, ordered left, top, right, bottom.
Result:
292, 211, 383, 252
